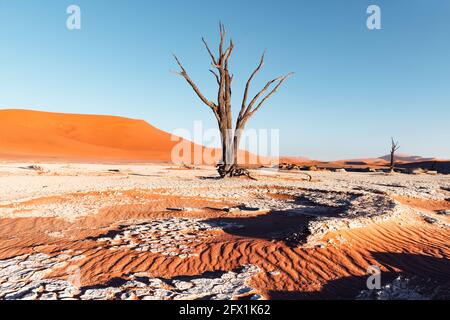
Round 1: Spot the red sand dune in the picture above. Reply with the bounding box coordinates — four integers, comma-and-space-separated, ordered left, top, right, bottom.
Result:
0, 109, 184, 162
0, 109, 263, 165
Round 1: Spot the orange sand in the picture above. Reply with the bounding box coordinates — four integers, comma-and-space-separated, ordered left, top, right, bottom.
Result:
394, 195, 450, 212
1, 190, 449, 299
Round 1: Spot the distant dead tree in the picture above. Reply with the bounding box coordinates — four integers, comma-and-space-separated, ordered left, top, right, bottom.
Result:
173, 23, 293, 178
389, 137, 400, 172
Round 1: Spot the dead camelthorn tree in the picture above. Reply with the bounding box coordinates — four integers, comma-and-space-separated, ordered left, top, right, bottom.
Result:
173, 23, 293, 178
389, 137, 400, 173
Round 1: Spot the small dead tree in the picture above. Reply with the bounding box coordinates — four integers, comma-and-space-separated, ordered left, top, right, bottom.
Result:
389, 137, 400, 172
173, 23, 293, 178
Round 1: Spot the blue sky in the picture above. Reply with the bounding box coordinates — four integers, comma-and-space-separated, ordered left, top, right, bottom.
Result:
0, 0, 449, 160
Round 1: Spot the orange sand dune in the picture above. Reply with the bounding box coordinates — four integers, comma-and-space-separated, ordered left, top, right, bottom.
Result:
0, 109, 262, 165
0, 109, 184, 162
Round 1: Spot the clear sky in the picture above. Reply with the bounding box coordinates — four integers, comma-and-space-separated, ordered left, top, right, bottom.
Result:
0, 0, 449, 160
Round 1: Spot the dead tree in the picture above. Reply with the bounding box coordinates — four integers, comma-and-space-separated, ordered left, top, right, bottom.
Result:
389, 137, 400, 172
173, 23, 293, 178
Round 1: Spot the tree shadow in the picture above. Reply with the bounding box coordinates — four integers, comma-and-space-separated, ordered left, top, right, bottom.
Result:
267, 252, 450, 300
205, 210, 312, 244
201, 189, 354, 246
196, 175, 222, 180
128, 173, 162, 177
202, 205, 344, 246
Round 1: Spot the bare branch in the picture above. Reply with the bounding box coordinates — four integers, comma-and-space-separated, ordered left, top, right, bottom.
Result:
391, 137, 400, 152
245, 77, 280, 114
219, 22, 226, 61
202, 37, 217, 65
173, 54, 217, 112
244, 72, 293, 116
248, 72, 294, 116
209, 69, 220, 85
222, 39, 234, 65
240, 51, 266, 118
173, 54, 187, 73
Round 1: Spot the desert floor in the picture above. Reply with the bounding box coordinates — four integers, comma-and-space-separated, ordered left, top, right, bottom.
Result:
0, 163, 449, 300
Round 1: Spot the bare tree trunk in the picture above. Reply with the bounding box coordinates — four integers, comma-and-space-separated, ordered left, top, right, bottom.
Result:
389, 137, 400, 173
390, 151, 395, 172
233, 130, 242, 166
218, 125, 235, 177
